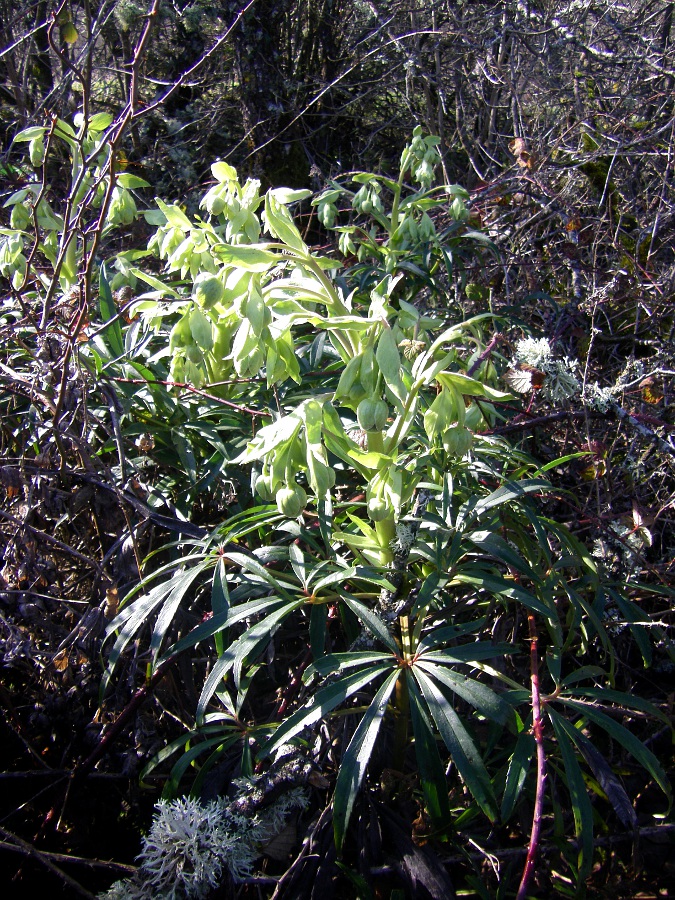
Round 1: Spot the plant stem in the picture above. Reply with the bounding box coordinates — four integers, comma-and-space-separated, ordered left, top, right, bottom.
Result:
392, 672, 409, 772
517, 612, 547, 900
374, 515, 395, 565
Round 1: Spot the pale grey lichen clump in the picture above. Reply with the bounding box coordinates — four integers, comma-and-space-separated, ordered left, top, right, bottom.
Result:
592, 521, 652, 578
100, 787, 308, 900
515, 337, 581, 402
582, 381, 615, 412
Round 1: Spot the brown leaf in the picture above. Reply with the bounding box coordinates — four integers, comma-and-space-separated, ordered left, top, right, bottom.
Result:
263, 823, 297, 861
509, 137, 527, 157
509, 137, 537, 169
52, 648, 70, 672
307, 769, 330, 790
104, 586, 119, 619
640, 377, 663, 405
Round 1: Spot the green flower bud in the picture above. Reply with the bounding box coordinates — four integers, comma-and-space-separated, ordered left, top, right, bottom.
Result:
352, 186, 369, 213
319, 202, 337, 228
357, 396, 388, 432
356, 397, 377, 431
255, 473, 275, 502
10, 203, 31, 231
29, 137, 46, 167
338, 230, 357, 256
276, 483, 307, 518
442, 425, 473, 457
450, 197, 468, 222
372, 398, 388, 431
203, 187, 227, 216
367, 495, 389, 522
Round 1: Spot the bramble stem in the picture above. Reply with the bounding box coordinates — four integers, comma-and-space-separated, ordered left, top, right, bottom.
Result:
517, 612, 547, 900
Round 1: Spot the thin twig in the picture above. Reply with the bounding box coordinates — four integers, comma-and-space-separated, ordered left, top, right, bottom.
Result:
70, 657, 174, 785
0, 824, 97, 899
0, 507, 106, 577
0, 840, 136, 876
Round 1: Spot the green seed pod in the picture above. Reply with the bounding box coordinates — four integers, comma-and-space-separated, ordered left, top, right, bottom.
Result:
193, 273, 224, 309
442, 425, 473, 457
371, 398, 388, 431
276, 483, 307, 518
356, 397, 377, 431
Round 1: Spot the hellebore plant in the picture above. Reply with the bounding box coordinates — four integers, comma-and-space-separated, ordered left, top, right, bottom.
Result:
91, 129, 672, 888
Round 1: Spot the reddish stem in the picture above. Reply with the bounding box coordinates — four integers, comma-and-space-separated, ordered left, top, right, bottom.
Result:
517, 613, 547, 900
71, 658, 173, 785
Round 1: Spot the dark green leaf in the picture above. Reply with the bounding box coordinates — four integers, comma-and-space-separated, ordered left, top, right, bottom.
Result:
406, 672, 451, 824
415, 662, 514, 727
559, 699, 672, 806
309, 603, 328, 658
415, 668, 498, 820
211, 559, 229, 656
197, 599, 305, 720
501, 730, 535, 822
557, 718, 638, 831
549, 709, 595, 880
341, 594, 399, 653
333, 669, 400, 851
452, 571, 555, 621
99, 264, 124, 358
259, 662, 394, 759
